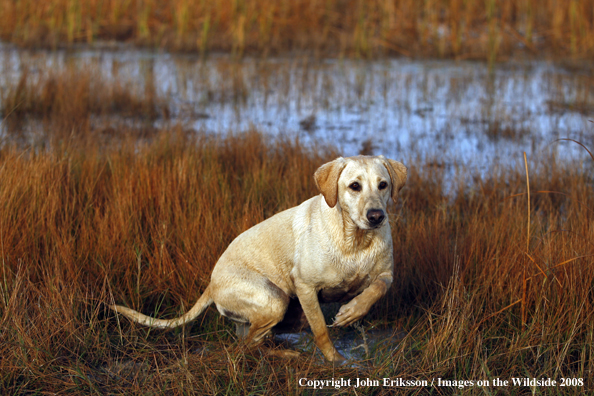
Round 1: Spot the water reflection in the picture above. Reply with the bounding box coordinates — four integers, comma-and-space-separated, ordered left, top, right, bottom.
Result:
1, 44, 592, 170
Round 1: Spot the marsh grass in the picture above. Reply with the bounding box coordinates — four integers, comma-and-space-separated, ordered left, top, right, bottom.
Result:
0, 120, 593, 393
0, 63, 174, 154
0, 64, 168, 140
2, 0, 594, 60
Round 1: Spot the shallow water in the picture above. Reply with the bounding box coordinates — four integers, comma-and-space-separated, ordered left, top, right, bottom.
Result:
274, 327, 404, 363
1, 44, 593, 171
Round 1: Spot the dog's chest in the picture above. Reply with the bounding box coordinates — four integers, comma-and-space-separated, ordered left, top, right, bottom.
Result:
314, 238, 386, 302
318, 272, 371, 303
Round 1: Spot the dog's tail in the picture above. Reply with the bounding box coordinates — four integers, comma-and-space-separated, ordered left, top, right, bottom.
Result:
111, 286, 213, 329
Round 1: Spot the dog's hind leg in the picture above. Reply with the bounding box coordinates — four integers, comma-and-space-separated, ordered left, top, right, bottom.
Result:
224, 306, 299, 358
245, 318, 278, 343
228, 315, 276, 343
213, 272, 300, 358
245, 316, 301, 359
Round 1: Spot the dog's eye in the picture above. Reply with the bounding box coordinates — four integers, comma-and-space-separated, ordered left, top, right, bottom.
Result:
349, 182, 361, 192
378, 181, 388, 190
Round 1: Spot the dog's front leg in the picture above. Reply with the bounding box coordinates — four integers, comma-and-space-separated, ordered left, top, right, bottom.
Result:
294, 280, 345, 363
333, 273, 392, 327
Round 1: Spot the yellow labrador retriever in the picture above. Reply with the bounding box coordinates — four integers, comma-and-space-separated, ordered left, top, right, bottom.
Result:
112, 155, 407, 362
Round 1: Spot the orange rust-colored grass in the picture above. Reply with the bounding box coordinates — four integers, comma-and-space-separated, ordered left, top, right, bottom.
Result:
1, 127, 593, 393
1, 65, 166, 128
1, 0, 594, 60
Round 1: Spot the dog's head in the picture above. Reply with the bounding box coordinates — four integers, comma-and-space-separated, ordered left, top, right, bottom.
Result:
314, 155, 407, 230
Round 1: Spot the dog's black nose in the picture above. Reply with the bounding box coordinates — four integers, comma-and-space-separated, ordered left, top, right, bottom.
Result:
366, 209, 385, 226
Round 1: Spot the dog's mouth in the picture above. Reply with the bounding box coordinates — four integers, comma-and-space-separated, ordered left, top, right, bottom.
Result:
355, 218, 385, 230
366, 221, 385, 230
348, 210, 387, 230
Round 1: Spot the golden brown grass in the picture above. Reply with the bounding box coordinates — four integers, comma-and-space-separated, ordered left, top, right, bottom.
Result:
0, 123, 593, 393
2, 0, 594, 60
0, 65, 167, 124
0, 64, 173, 158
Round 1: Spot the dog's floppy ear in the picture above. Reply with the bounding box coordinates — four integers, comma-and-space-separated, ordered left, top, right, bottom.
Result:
380, 156, 407, 201
314, 157, 347, 208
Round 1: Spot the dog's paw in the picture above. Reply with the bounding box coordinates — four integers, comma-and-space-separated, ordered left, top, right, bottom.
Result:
325, 349, 346, 363
332, 299, 369, 327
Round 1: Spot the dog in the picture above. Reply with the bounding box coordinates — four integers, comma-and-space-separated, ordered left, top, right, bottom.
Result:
112, 155, 407, 362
